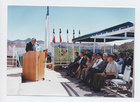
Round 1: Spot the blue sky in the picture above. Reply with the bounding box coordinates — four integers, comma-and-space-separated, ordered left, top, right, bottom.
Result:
8, 6, 135, 45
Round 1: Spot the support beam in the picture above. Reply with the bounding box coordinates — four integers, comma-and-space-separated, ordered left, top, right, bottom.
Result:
91, 36, 134, 39
94, 37, 96, 53
124, 32, 127, 37
104, 37, 106, 53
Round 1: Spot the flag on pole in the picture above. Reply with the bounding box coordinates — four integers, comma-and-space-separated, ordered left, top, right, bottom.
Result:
73, 29, 75, 44
44, 6, 50, 58
79, 30, 81, 44
67, 29, 69, 43
52, 28, 55, 43
59, 28, 62, 43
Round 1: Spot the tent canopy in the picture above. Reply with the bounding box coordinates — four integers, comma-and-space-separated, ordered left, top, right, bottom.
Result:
72, 22, 134, 43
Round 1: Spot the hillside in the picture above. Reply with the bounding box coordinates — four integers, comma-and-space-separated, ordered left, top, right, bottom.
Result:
7, 38, 134, 50
117, 41, 134, 49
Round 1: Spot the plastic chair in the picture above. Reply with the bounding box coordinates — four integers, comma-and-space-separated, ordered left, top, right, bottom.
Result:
111, 65, 131, 93
118, 64, 123, 74
118, 65, 131, 79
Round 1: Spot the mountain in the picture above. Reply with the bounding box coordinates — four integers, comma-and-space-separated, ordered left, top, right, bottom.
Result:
24, 38, 32, 42
8, 38, 44, 43
7, 38, 134, 50
36, 40, 44, 44
118, 41, 134, 49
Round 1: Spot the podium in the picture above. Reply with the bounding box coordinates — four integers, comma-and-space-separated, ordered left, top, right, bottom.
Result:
22, 51, 45, 81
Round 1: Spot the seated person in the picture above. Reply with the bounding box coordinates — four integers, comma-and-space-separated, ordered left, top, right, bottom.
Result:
78, 53, 102, 83
92, 54, 118, 92
116, 53, 124, 65
71, 54, 87, 77
130, 59, 134, 77
66, 52, 81, 76
122, 52, 132, 74
92, 53, 97, 60
92, 53, 103, 68
80, 53, 108, 87
80, 54, 94, 80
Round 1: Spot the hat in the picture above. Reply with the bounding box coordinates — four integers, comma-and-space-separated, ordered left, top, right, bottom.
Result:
108, 54, 115, 59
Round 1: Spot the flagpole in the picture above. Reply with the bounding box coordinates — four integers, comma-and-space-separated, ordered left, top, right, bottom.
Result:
53, 42, 54, 64
72, 43, 74, 62
67, 29, 69, 65
79, 43, 80, 54
79, 30, 81, 56
67, 43, 68, 65
60, 43, 61, 65
44, 6, 50, 80
52, 28, 55, 65
72, 29, 75, 62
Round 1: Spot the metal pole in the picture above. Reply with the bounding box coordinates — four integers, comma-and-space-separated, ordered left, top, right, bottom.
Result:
53, 43, 55, 64
94, 37, 96, 53
72, 43, 74, 62
93, 41, 94, 53
67, 43, 68, 65
104, 37, 106, 53
60, 43, 61, 65
79, 43, 80, 54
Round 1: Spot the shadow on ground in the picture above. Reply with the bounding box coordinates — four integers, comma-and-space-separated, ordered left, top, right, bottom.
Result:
7, 73, 21, 77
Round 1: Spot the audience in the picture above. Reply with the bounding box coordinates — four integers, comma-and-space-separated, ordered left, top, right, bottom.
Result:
131, 59, 134, 77
116, 53, 124, 65
80, 53, 108, 87
80, 54, 94, 81
92, 53, 103, 68
80, 53, 97, 80
65, 51, 133, 93
66, 52, 81, 76
122, 52, 132, 74
71, 53, 87, 78
92, 54, 118, 92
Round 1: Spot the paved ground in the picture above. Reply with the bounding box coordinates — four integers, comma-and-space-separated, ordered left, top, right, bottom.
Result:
7, 67, 132, 97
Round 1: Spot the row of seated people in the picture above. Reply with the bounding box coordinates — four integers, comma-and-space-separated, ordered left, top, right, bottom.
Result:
66, 51, 133, 92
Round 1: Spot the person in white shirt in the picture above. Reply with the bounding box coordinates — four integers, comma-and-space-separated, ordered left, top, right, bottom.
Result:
116, 54, 124, 65
92, 53, 103, 68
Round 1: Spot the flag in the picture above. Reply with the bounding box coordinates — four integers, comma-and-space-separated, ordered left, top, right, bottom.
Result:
52, 28, 55, 43
73, 29, 75, 44
67, 29, 69, 43
59, 28, 62, 43
44, 6, 50, 58
79, 30, 81, 44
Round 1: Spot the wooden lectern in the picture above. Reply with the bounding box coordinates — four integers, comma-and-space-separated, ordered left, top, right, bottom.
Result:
22, 51, 45, 81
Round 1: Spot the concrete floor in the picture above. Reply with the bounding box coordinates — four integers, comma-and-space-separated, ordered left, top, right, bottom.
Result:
7, 67, 131, 97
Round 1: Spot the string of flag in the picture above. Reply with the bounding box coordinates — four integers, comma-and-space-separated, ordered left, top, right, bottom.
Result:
52, 28, 81, 44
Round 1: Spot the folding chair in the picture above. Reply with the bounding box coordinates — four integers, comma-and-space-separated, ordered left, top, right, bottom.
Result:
118, 64, 123, 74
111, 66, 131, 93
118, 65, 131, 79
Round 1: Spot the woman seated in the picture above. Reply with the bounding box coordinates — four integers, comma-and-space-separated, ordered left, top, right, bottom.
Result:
72, 54, 87, 78
80, 54, 94, 80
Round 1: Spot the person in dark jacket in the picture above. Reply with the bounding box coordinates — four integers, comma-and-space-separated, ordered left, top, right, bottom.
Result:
73, 54, 87, 75
122, 52, 132, 74
25, 38, 36, 52
80, 53, 108, 87
66, 52, 81, 76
